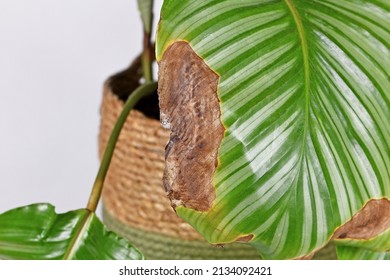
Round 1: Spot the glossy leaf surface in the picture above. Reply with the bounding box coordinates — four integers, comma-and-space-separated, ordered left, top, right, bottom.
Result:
0, 204, 143, 260
157, 0, 390, 259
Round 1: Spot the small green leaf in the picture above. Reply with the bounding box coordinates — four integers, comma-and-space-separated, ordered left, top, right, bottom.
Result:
137, 0, 153, 34
337, 246, 390, 260
0, 204, 143, 260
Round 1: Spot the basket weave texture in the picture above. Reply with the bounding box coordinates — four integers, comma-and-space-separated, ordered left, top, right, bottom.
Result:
99, 84, 259, 259
99, 85, 203, 240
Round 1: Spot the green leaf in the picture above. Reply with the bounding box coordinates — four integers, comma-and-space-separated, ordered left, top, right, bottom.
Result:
0, 204, 144, 260
337, 246, 390, 260
137, 0, 153, 33
157, 0, 390, 259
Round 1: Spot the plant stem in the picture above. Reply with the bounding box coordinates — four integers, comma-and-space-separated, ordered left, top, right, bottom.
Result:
141, 0, 154, 82
142, 32, 154, 83
86, 82, 158, 212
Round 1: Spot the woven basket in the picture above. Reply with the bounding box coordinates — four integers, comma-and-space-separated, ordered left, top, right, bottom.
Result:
99, 83, 260, 259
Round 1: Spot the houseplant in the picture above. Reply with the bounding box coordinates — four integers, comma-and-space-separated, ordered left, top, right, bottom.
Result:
98, 0, 260, 259
0, 0, 389, 260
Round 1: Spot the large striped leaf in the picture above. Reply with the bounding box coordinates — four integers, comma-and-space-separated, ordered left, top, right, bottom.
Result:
157, 0, 390, 259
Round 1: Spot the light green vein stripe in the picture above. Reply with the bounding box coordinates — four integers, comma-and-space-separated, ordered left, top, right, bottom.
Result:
193, 10, 287, 55
224, 83, 298, 147
216, 115, 298, 202
206, 24, 290, 72
219, 40, 293, 97
271, 212, 289, 257
306, 144, 329, 248
315, 90, 354, 221
158, 1, 209, 43
317, 85, 363, 209
309, 9, 390, 73
315, 33, 390, 190
318, 0, 390, 40
299, 159, 313, 255
317, 64, 383, 198
316, 28, 390, 137
214, 152, 300, 241
215, 89, 299, 193
223, 59, 296, 122
169, 1, 277, 45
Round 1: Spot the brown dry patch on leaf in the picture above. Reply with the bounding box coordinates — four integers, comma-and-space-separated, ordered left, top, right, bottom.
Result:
236, 234, 254, 243
158, 41, 224, 212
333, 198, 390, 240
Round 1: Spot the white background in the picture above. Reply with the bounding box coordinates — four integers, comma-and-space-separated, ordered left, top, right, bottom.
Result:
0, 0, 163, 216
0, 260, 386, 279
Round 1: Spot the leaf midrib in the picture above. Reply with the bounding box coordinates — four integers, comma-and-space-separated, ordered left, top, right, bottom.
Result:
285, 0, 310, 154
62, 210, 93, 260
